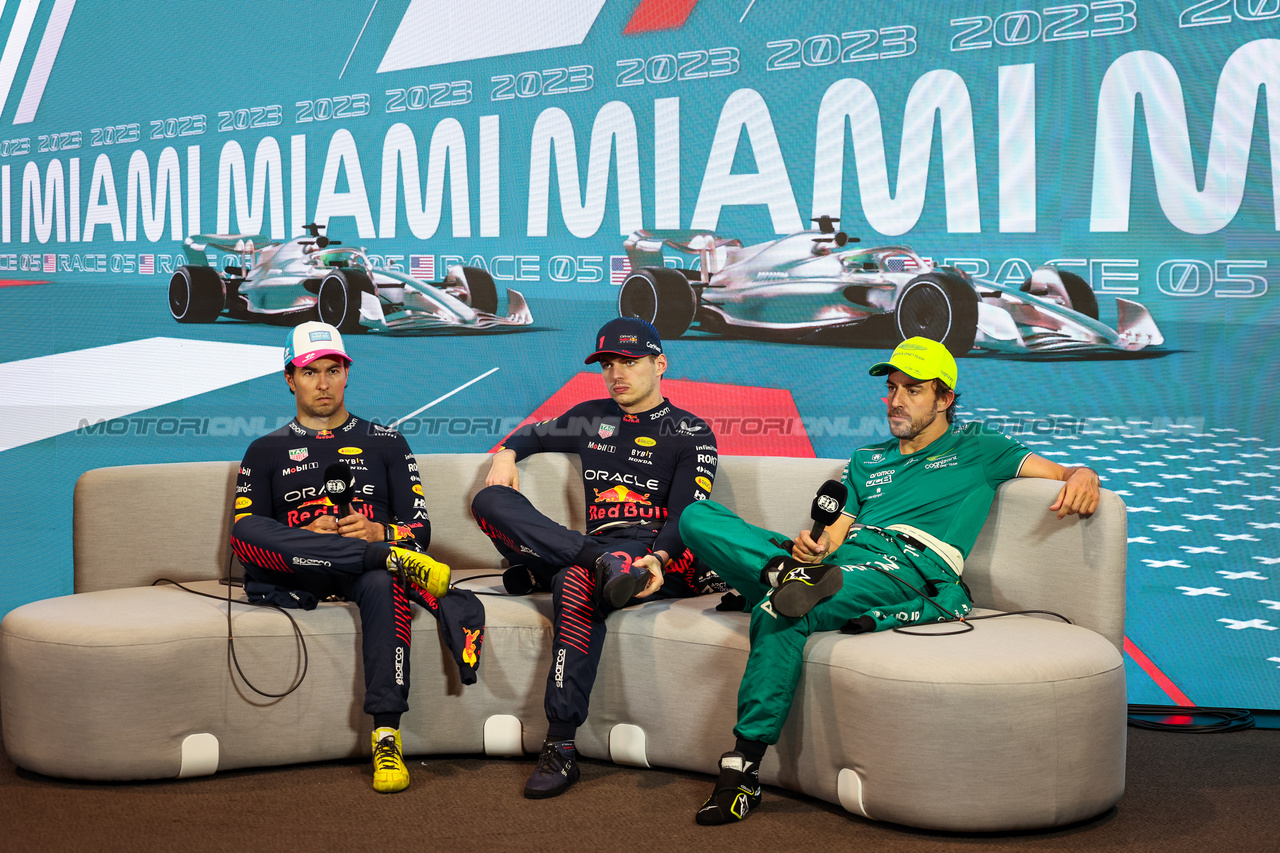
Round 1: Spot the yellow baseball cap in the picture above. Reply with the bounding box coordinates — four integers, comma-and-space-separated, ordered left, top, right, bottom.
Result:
868, 337, 958, 390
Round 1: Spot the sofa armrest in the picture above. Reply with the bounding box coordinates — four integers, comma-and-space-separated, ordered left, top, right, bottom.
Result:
74, 461, 240, 592
963, 478, 1127, 649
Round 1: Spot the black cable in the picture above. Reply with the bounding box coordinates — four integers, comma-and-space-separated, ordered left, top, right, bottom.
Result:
966, 609, 1073, 623
870, 568, 1249, 734
854, 562, 1073, 635
892, 609, 1074, 635
153, 577, 309, 699
450, 572, 539, 596
1127, 704, 1255, 733
892, 619, 974, 635
860, 563, 960, 622
857, 562, 971, 632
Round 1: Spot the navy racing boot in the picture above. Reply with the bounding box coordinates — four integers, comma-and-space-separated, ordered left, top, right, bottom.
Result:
593, 550, 647, 616
524, 739, 580, 799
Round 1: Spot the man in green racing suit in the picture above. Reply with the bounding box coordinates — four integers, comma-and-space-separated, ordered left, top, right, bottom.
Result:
678, 336, 1102, 825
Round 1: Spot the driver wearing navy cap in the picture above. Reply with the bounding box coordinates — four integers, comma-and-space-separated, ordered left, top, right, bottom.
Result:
471, 316, 727, 800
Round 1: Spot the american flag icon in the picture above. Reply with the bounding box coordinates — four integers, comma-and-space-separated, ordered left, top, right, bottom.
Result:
886, 255, 926, 272
42, 254, 55, 273
409, 254, 435, 279
139, 254, 154, 275
610, 255, 631, 286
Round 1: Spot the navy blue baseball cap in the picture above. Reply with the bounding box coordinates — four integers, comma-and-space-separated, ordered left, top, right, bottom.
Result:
584, 317, 663, 364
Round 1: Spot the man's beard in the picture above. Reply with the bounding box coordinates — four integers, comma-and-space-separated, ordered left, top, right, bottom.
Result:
888, 408, 938, 439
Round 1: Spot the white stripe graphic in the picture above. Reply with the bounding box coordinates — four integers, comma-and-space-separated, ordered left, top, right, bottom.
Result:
0, 0, 39, 120
339, 0, 377, 80
378, 0, 607, 73
14, 0, 75, 124
0, 337, 283, 452
388, 367, 498, 428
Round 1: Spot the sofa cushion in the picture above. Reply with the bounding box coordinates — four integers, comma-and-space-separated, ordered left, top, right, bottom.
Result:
0, 452, 1129, 832
1, 578, 1124, 831
0, 581, 553, 779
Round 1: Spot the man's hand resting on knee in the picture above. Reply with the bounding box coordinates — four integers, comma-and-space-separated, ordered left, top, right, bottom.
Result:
486, 448, 520, 490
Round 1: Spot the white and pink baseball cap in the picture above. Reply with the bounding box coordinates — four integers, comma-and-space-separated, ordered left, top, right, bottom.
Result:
284, 321, 353, 368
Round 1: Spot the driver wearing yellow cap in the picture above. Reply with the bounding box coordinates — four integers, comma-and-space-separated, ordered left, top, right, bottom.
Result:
678, 336, 1100, 825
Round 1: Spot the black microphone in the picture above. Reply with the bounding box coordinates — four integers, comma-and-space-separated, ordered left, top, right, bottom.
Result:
809, 479, 848, 543
324, 461, 354, 518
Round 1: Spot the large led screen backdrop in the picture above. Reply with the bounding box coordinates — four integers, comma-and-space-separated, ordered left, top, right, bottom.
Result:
0, 0, 1277, 711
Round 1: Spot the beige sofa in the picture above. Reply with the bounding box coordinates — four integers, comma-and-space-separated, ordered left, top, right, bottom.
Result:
0, 454, 1127, 831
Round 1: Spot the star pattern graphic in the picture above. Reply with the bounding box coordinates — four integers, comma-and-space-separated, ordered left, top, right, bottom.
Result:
961, 411, 1279, 684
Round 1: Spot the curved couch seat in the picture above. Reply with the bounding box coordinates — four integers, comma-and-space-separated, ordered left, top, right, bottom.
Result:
0, 582, 552, 780
586, 598, 1125, 832
2, 579, 1122, 832
0, 456, 1129, 832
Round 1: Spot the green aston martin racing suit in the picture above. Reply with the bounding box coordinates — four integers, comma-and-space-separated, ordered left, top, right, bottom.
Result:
679, 421, 1032, 744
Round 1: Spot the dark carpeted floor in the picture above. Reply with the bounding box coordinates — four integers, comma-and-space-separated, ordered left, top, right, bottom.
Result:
4, 726, 1279, 853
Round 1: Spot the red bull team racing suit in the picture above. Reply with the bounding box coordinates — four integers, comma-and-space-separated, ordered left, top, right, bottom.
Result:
470, 397, 723, 736
230, 415, 429, 718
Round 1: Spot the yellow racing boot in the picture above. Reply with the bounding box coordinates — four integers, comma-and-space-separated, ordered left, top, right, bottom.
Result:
387, 547, 451, 599
371, 728, 410, 793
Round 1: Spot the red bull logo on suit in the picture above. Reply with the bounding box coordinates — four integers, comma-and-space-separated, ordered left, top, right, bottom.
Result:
588, 485, 667, 523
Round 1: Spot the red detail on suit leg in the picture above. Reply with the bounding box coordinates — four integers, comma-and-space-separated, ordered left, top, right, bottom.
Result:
475, 515, 520, 553
665, 547, 696, 583
233, 538, 292, 574
555, 564, 596, 654
393, 584, 413, 646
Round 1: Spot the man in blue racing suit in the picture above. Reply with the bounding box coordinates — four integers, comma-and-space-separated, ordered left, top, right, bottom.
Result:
231, 321, 451, 794
471, 317, 725, 799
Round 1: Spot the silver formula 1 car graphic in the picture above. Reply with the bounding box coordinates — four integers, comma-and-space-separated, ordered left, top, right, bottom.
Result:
618, 217, 1163, 356
167, 224, 533, 334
